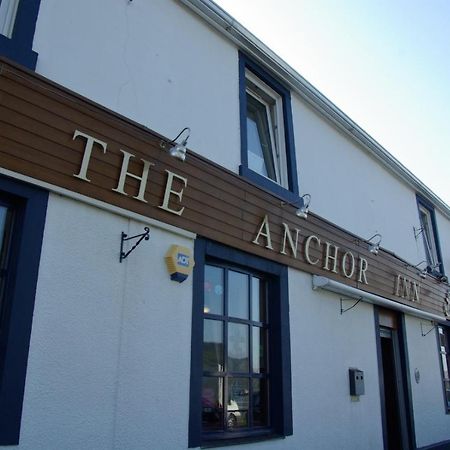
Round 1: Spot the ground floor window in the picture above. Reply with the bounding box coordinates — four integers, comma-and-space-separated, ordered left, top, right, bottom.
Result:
189, 239, 292, 447
438, 325, 450, 412
0, 175, 48, 445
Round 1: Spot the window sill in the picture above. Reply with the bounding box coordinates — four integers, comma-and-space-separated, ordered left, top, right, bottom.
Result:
239, 166, 299, 204
201, 430, 285, 448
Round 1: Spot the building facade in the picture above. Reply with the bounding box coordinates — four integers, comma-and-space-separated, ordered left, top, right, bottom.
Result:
0, 1, 449, 449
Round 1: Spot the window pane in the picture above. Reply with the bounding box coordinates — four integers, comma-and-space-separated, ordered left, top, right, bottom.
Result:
252, 327, 266, 374
203, 319, 224, 372
419, 208, 438, 266
0, 205, 12, 314
246, 94, 276, 181
204, 265, 224, 315
202, 377, 224, 431
228, 323, 249, 372
228, 271, 249, 319
252, 378, 268, 427
251, 277, 266, 322
445, 380, 450, 408
442, 354, 449, 379
227, 378, 249, 429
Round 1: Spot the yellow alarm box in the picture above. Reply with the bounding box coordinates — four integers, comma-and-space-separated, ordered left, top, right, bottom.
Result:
165, 245, 195, 283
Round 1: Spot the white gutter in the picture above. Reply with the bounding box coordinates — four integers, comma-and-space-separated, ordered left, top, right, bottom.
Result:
179, 0, 450, 219
312, 275, 447, 323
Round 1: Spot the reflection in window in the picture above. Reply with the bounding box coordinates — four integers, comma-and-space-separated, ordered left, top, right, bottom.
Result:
203, 319, 223, 373
202, 264, 269, 435
228, 270, 249, 319
204, 266, 224, 315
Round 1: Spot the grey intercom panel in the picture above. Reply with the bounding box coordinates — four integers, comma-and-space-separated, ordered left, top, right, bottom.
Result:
349, 368, 365, 396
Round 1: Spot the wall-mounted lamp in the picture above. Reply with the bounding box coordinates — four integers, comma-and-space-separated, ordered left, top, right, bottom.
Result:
413, 260, 428, 279
281, 194, 311, 219
160, 127, 190, 162
367, 233, 382, 255
437, 274, 448, 283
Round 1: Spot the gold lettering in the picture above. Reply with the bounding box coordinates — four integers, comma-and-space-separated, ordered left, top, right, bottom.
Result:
112, 150, 154, 202
342, 251, 356, 279
395, 274, 402, 296
280, 223, 301, 258
358, 257, 369, 284
412, 282, 420, 302
304, 235, 321, 265
73, 130, 107, 182
395, 275, 420, 302
323, 242, 339, 273
158, 170, 188, 216
252, 215, 273, 250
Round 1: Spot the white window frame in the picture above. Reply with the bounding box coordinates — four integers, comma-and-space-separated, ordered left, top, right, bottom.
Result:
418, 203, 439, 268
0, 0, 20, 38
245, 69, 289, 189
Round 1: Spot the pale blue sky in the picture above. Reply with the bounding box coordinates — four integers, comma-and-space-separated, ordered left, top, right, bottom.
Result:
214, 0, 450, 205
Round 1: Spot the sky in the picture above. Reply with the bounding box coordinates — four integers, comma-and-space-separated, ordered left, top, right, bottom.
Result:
214, 0, 450, 206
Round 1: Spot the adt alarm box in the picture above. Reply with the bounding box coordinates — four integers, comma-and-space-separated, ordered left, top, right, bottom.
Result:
349, 368, 365, 396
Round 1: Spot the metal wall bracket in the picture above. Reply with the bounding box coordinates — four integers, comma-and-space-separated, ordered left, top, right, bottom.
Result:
340, 296, 362, 315
120, 227, 150, 262
420, 321, 437, 337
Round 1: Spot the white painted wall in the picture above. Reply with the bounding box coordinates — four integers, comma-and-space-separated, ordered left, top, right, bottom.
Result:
33, 0, 240, 173
16, 194, 194, 450
292, 95, 430, 264
405, 315, 450, 447
288, 269, 383, 450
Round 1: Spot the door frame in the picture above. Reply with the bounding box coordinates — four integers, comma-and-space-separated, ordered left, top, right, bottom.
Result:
374, 306, 416, 449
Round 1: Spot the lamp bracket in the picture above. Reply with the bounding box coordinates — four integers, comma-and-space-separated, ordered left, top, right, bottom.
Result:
120, 227, 150, 262
420, 321, 437, 337
340, 296, 362, 315
414, 226, 424, 239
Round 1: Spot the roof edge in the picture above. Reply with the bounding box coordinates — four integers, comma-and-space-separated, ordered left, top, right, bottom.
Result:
179, 0, 450, 219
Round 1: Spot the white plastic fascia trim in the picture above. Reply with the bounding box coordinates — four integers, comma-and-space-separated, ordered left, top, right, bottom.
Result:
0, 168, 196, 240
179, 0, 450, 219
312, 275, 447, 323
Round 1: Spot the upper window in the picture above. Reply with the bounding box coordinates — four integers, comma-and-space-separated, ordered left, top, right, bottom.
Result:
0, 175, 48, 445
239, 52, 299, 203
0, 0, 42, 70
0, 0, 20, 38
437, 326, 450, 413
416, 195, 444, 276
188, 239, 292, 447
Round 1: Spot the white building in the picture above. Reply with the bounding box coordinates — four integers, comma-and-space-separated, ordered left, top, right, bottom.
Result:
0, 1, 449, 449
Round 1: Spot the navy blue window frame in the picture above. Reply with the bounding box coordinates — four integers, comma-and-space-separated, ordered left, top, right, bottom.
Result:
416, 194, 444, 277
0, 0, 42, 70
239, 52, 299, 204
0, 175, 48, 445
188, 238, 293, 447
436, 325, 450, 414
